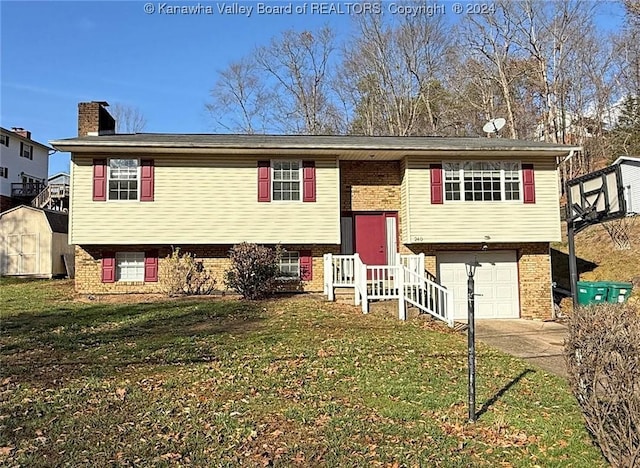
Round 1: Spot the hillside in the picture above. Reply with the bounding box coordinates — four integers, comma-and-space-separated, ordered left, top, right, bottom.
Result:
551, 216, 640, 308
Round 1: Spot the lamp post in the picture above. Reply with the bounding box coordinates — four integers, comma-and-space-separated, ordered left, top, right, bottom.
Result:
466, 258, 478, 423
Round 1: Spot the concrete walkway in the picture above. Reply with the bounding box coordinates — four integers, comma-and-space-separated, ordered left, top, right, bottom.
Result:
473, 319, 569, 378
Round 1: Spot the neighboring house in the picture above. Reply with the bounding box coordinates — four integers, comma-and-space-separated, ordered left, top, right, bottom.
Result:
0, 205, 73, 278
43, 172, 71, 212
50, 101, 580, 321
0, 127, 51, 212
613, 156, 640, 214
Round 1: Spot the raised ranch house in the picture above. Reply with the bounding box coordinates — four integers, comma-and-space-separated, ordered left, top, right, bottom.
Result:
50, 101, 580, 323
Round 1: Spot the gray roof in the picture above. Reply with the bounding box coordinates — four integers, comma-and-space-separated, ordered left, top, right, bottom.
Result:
43, 210, 68, 234
0, 127, 53, 151
50, 133, 580, 154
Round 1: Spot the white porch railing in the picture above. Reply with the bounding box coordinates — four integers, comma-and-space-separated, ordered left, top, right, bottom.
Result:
323, 253, 452, 327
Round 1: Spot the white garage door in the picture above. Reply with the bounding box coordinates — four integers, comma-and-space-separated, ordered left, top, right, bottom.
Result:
437, 251, 520, 319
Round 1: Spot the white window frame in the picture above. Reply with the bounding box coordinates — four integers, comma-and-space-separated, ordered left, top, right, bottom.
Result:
115, 252, 145, 282
0, 135, 8, 147
271, 160, 302, 202
443, 161, 522, 203
278, 251, 300, 279
20, 143, 33, 159
0, 167, 7, 178
108, 158, 140, 202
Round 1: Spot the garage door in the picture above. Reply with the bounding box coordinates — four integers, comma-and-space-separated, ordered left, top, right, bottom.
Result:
437, 251, 520, 319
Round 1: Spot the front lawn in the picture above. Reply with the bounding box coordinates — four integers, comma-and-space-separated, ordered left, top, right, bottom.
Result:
0, 279, 603, 466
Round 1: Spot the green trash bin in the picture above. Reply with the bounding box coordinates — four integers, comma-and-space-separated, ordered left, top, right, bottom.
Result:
577, 281, 609, 306
605, 282, 633, 304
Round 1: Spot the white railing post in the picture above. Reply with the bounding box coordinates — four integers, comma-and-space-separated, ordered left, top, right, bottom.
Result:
446, 290, 454, 328
360, 260, 368, 314
418, 253, 425, 275
397, 265, 406, 320
324, 253, 334, 301
353, 253, 361, 306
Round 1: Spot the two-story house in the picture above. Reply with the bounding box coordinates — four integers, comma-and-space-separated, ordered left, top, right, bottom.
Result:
0, 127, 51, 212
51, 101, 580, 321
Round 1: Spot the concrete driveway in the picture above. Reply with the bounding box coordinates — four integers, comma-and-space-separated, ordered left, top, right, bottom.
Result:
473, 320, 568, 378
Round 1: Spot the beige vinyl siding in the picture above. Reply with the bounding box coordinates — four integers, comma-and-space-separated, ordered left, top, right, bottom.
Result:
406, 156, 561, 243
400, 157, 410, 243
70, 154, 340, 245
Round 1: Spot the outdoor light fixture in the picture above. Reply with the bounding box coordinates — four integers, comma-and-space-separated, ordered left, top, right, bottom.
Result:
481, 242, 489, 251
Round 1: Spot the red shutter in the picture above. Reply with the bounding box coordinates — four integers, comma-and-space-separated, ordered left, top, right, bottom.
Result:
430, 164, 443, 204
140, 159, 154, 202
522, 164, 536, 204
144, 250, 158, 282
101, 252, 115, 283
300, 250, 313, 281
302, 161, 316, 202
93, 159, 107, 201
257, 160, 271, 202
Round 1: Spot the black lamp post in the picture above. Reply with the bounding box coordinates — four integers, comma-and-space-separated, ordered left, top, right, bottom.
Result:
466, 258, 478, 423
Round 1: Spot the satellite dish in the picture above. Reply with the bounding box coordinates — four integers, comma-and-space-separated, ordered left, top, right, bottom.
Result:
483, 118, 506, 137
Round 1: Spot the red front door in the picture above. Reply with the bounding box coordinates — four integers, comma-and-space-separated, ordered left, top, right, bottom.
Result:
354, 213, 387, 265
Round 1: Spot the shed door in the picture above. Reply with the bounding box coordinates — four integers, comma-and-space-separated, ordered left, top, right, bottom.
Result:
437, 251, 520, 319
4, 234, 39, 275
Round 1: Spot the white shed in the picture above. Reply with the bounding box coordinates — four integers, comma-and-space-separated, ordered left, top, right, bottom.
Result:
614, 156, 640, 214
0, 205, 73, 277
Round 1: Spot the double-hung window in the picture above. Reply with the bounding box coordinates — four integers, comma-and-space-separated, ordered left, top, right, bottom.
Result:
272, 161, 301, 201
20, 143, 33, 159
108, 159, 139, 200
443, 161, 521, 202
278, 251, 300, 278
116, 252, 144, 281
0, 135, 9, 146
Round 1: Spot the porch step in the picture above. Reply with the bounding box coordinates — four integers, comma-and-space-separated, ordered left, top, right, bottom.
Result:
368, 301, 431, 320
333, 287, 355, 304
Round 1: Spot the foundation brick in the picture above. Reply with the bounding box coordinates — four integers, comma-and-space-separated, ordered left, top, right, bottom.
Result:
74, 244, 340, 295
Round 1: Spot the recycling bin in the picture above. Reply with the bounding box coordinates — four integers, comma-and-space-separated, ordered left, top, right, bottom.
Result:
605, 282, 633, 304
576, 281, 609, 306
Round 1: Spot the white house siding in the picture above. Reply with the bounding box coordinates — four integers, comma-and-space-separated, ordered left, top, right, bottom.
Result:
620, 159, 640, 214
0, 129, 49, 198
70, 154, 341, 245
405, 155, 562, 243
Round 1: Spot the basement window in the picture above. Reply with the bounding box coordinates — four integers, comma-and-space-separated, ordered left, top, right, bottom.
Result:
278, 251, 300, 278
116, 252, 144, 281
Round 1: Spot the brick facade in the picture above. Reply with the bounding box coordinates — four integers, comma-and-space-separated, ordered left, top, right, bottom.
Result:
340, 160, 402, 212
74, 244, 340, 295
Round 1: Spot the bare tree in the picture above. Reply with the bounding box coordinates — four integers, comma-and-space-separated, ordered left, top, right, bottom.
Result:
208, 26, 340, 135
338, 10, 451, 136
207, 57, 272, 133
255, 27, 340, 134
110, 103, 147, 133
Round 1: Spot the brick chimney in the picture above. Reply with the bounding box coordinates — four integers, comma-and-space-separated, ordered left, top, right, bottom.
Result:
78, 101, 116, 136
11, 127, 31, 139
